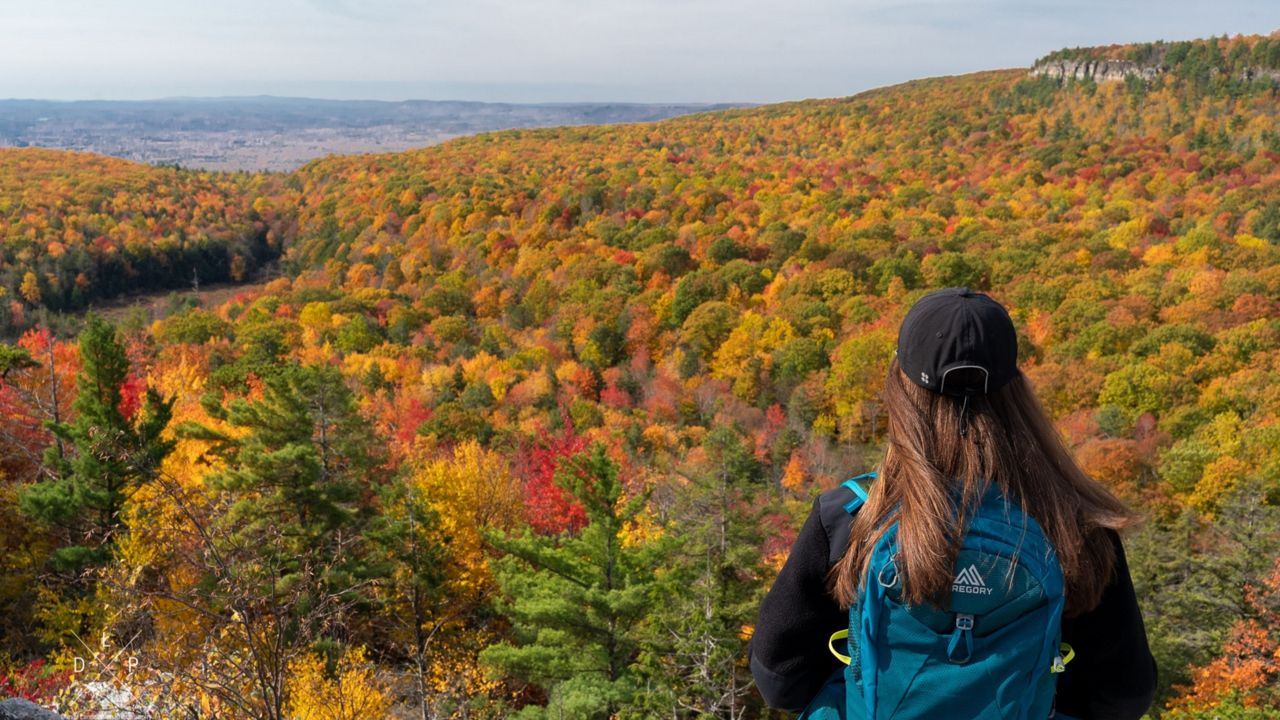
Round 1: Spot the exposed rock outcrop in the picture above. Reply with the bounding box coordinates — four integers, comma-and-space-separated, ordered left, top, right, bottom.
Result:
1032, 58, 1163, 83
1240, 66, 1280, 83
0, 698, 68, 720
1032, 58, 1280, 85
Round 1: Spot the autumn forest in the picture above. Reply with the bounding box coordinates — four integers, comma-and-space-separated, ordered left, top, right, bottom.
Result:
3, 34, 1280, 719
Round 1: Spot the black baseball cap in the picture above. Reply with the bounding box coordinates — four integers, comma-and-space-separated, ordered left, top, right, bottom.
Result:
896, 287, 1018, 396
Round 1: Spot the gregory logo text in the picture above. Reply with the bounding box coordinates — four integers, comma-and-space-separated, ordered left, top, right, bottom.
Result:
953, 564, 993, 595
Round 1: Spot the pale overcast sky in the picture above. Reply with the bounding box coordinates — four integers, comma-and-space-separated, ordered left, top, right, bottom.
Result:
0, 0, 1276, 103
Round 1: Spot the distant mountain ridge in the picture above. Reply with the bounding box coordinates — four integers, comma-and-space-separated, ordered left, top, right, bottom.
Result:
0, 96, 743, 131
0, 96, 746, 172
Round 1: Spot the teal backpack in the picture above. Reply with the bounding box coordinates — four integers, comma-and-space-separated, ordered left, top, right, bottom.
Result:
800, 473, 1076, 720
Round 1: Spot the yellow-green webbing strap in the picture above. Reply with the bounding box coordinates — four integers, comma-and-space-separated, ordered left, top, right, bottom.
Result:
828, 629, 852, 665
1051, 643, 1075, 673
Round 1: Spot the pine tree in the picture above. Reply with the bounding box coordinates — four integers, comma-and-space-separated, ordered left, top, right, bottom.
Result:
0, 343, 38, 379
637, 423, 768, 719
189, 361, 390, 607
365, 478, 447, 720
481, 444, 663, 719
200, 362, 379, 559
20, 314, 174, 573
176, 361, 387, 720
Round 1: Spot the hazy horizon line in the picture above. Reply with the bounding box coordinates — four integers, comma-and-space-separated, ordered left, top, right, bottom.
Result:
0, 94, 757, 107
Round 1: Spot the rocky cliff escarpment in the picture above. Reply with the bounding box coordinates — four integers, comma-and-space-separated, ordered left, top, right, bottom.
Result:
1239, 66, 1280, 83
1031, 57, 1280, 85
1032, 58, 1163, 83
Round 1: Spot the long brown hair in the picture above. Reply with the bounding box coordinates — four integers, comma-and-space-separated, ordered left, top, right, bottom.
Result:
829, 358, 1137, 617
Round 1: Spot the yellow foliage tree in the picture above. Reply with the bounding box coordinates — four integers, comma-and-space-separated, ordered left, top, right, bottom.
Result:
710, 312, 795, 401
391, 441, 519, 711
286, 646, 392, 720
19, 271, 41, 305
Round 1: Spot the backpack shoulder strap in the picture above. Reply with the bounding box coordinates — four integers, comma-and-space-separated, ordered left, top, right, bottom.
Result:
840, 472, 877, 514
818, 472, 877, 569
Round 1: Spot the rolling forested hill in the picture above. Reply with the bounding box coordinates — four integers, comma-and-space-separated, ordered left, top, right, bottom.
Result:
0, 148, 292, 327
2, 33, 1280, 719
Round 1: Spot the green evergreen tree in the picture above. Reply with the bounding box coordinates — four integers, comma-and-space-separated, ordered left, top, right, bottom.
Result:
177, 361, 388, 720
0, 343, 38, 379
188, 361, 385, 606
481, 444, 663, 719
366, 478, 448, 720
636, 424, 768, 718
20, 314, 174, 573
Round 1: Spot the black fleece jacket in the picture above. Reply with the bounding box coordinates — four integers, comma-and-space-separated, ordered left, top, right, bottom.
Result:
748, 484, 1158, 719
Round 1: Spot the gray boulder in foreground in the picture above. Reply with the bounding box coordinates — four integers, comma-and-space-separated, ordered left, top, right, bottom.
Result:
0, 698, 68, 720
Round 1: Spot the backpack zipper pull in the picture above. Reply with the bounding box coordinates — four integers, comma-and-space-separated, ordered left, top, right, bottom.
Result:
947, 613, 975, 664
